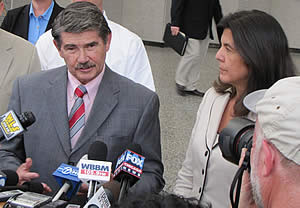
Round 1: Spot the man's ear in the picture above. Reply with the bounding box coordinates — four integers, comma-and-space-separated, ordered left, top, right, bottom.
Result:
261, 140, 275, 176
53, 39, 60, 51
53, 39, 63, 58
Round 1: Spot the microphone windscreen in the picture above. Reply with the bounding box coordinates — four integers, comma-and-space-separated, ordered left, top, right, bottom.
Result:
111, 144, 143, 172
19, 112, 36, 128
88, 141, 107, 161
110, 145, 127, 172
1, 170, 19, 186
23, 181, 44, 193
127, 143, 142, 155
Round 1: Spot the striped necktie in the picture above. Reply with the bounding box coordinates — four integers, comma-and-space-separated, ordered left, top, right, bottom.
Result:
69, 85, 87, 141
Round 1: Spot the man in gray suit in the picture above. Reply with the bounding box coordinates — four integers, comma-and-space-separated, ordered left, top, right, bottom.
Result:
0, 1, 164, 197
0, 0, 40, 115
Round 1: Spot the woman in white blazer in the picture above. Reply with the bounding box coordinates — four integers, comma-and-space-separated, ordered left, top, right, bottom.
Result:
174, 10, 296, 208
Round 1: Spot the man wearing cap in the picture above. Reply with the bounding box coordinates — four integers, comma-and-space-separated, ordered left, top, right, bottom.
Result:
239, 76, 300, 208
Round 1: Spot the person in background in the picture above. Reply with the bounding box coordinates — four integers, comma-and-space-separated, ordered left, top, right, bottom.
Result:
0, 0, 40, 115
174, 10, 296, 208
1, 0, 63, 44
171, 0, 223, 97
239, 76, 300, 208
0, 1, 164, 197
35, 0, 155, 91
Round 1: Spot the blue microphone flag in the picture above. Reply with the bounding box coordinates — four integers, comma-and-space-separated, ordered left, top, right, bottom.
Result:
52, 163, 81, 200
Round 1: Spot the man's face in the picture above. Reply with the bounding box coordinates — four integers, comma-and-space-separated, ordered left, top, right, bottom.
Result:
55, 30, 111, 84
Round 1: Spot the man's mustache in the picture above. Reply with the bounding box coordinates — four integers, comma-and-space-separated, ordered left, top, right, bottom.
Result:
75, 62, 96, 70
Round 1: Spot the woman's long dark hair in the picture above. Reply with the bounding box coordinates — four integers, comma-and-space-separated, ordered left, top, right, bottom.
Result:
214, 10, 296, 116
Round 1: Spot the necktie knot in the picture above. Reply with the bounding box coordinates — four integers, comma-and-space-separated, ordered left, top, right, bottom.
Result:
75, 85, 87, 98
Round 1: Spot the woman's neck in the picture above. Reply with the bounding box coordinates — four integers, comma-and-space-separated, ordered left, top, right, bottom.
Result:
234, 84, 247, 101
32, 0, 52, 17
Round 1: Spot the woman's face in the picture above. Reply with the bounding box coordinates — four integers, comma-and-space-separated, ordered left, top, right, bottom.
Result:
216, 28, 249, 90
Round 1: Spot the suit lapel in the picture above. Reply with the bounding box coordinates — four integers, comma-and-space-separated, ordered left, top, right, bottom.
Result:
72, 67, 119, 154
0, 52, 12, 84
0, 31, 13, 84
19, 5, 30, 40
206, 93, 230, 149
46, 67, 71, 156
46, 2, 63, 31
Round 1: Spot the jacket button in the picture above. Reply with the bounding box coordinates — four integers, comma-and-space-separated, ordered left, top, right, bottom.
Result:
202, 169, 205, 175
199, 187, 202, 193
205, 151, 208, 156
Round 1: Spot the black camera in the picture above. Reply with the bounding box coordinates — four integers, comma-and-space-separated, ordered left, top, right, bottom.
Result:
219, 117, 254, 165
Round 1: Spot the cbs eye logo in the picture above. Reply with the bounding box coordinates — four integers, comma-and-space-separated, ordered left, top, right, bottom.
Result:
88, 204, 99, 208
0, 178, 6, 186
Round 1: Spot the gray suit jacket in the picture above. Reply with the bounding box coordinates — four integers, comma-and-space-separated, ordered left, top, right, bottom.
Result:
0, 66, 164, 195
0, 29, 40, 115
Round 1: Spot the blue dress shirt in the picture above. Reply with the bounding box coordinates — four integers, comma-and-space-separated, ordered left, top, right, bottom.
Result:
28, 0, 54, 45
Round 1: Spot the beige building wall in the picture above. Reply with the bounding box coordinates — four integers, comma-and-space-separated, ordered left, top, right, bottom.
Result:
1, 0, 300, 48
102, 0, 300, 49
271, 0, 300, 49
103, 0, 239, 44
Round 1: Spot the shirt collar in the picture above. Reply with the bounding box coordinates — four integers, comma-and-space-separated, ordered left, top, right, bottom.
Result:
29, 0, 54, 20
67, 65, 106, 99
102, 10, 109, 21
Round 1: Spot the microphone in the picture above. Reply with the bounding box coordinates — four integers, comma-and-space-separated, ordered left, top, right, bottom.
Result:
88, 141, 108, 161
102, 180, 120, 204
0, 110, 35, 141
0, 170, 19, 186
113, 144, 145, 203
0, 181, 44, 193
0, 190, 24, 202
5, 192, 53, 208
77, 141, 111, 201
83, 186, 111, 208
0, 170, 21, 202
52, 163, 82, 202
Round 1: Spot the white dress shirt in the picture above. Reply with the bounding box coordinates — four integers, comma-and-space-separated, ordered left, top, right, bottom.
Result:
35, 11, 155, 91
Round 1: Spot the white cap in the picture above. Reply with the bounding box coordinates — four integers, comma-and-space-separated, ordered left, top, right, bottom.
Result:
243, 89, 266, 113
243, 76, 300, 165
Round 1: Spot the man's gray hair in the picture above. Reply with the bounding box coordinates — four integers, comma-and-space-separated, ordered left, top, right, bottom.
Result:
52, 1, 111, 49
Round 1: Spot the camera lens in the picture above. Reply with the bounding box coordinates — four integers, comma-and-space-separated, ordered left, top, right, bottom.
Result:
219, 117, 254, 165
